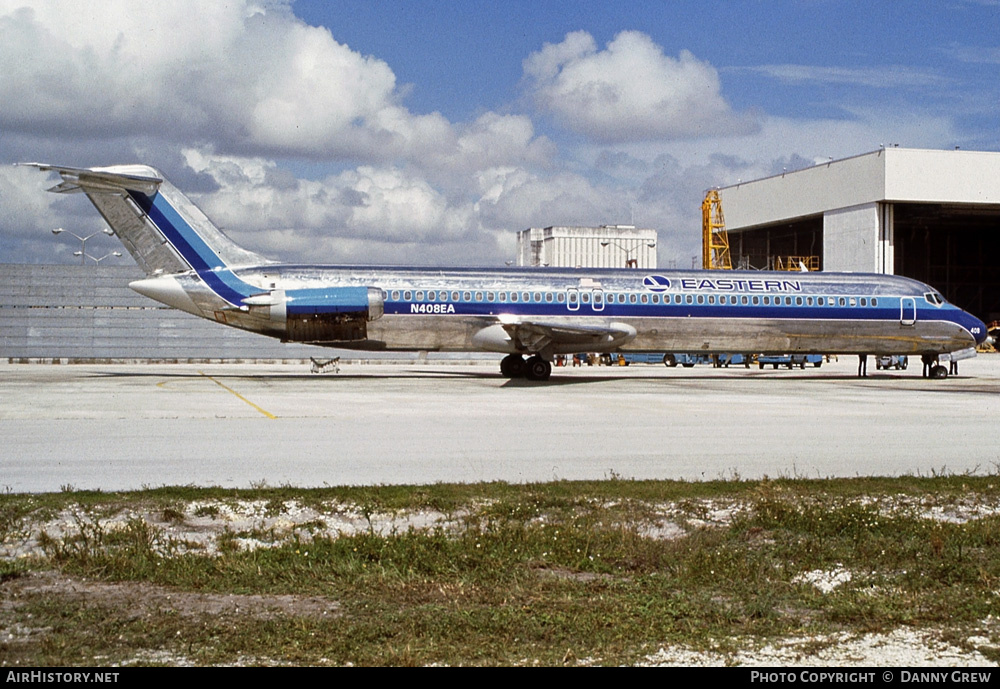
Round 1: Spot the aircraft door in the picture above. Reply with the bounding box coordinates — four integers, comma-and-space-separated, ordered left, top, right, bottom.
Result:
566, 288, 580, 311
900, 297, 916, 326
592, 289, 605, 312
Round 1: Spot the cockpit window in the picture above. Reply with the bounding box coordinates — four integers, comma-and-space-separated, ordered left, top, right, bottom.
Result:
925, 292, 944, 306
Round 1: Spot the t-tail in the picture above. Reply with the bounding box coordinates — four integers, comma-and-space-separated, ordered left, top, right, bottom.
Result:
22, 163, 374, 341
21, 163, 269, 277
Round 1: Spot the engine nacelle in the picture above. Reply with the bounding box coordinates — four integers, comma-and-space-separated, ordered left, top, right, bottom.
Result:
277, 286, 384, 343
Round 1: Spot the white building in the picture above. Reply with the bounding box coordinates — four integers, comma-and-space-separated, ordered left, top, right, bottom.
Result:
718, 148, 1000, 321
517, 225, 658, 269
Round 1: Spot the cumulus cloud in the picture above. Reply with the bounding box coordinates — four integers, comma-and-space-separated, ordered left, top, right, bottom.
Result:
523, 30, 760, 143
182, 151, 478, 256
2, 3, 973, 270
0, 1, 455, 159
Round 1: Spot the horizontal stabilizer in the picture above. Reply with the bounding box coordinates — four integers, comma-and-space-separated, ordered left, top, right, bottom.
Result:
19, 163, 162, 195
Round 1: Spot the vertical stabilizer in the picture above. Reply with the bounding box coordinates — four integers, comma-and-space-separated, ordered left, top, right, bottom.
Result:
21, 163, 270, 276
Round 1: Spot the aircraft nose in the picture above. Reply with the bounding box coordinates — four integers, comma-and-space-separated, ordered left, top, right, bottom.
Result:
967, 312, 988, 345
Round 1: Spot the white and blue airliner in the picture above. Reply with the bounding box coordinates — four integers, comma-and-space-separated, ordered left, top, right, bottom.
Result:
24, 163, 987, 381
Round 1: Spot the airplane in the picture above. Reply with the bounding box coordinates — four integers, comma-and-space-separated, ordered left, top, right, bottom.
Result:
22, 162, 987, 381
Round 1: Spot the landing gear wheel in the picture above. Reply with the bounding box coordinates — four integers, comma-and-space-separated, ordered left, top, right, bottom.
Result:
500, 354, 526, 378
930, 364, 949, 379
524, 356, 552, 381
663, 354, 677, 367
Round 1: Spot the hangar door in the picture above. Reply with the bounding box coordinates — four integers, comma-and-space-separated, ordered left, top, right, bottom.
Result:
893, 203, 1000, 323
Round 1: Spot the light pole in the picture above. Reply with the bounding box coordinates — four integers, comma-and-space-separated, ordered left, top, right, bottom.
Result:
74, 250, 123, 264
52, 227, 116, 265
600, 240, 657, 269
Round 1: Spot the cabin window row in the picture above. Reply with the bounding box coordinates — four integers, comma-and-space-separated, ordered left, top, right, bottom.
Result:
388, 290, 880, 308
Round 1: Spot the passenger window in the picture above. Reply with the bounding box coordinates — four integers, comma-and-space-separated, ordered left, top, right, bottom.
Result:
697, 295, 704, 305
752, 296, 759, 305
686, 295, 693, 304
390, 290, 399, 300
428, 291, 436, 301
581, 293, 590, 303
416, 291, 425, 301
796, 297, 803, 306
474, 291, 482, 301
499, 292, 507, 302
522, 292, 530, 302
557, 293, 566, 303
839, 298, 846, 306
641, 294, 648, 304
871, 298, 877, 307
708, 295, 715, 305
629, 294, 637, 303
652, 294, 660, 304
806, 297, 812, 306
618, 293, 626, 304
404, 290, 412, 301
860, 298, 867, 307
545, 293, 553, 303
785, 296, 792, 306
533, 292, 541, 302
763, 296, 770, 305
511, 292, 519, 302
741, 296, 748, 305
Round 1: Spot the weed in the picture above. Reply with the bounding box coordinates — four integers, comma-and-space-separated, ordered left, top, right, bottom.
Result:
5, 477, 1000, 665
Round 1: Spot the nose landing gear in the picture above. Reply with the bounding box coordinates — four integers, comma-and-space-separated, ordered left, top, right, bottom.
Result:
921, 353, 949, 379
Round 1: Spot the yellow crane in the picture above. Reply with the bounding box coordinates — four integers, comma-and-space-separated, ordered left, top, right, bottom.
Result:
702, 189, 732, 270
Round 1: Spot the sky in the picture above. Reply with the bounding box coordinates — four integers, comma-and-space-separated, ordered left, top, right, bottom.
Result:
1, 0, 997, 268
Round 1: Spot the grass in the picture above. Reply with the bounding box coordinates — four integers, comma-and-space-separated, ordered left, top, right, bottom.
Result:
2, 476, 1000, 665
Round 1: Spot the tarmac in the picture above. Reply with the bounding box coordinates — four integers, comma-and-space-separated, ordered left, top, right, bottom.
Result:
2, 355, 999, 493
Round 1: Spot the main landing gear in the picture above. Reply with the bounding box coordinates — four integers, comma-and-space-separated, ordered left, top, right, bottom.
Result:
500, 354, 552, 381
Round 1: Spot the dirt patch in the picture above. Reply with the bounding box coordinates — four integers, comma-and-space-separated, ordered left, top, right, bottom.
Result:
2, 570, 341, 622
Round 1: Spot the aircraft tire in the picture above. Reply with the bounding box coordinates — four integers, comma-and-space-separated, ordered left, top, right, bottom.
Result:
663, 354, 677, 367
500, 354, 526, 378
930, 364, 949, 379
524, 356, 552, 381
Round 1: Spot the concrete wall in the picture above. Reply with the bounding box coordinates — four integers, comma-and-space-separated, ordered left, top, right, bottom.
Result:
823, 204, 881, 272
720, 148, 1000, 230
0, 264, 333, 360
884, 148, 1000, 203
720, 152, 885, 229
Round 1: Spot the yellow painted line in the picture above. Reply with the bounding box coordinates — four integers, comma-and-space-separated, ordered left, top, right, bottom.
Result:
198, 371, 277, 419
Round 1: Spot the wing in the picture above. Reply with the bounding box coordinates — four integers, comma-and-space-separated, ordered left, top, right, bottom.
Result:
474, 316, 637, 356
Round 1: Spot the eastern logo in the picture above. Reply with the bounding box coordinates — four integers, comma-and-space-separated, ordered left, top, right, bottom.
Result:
642, 274, 671, 292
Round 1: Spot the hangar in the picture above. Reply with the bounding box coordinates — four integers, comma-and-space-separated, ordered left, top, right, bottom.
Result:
718, 148, 1000, 322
